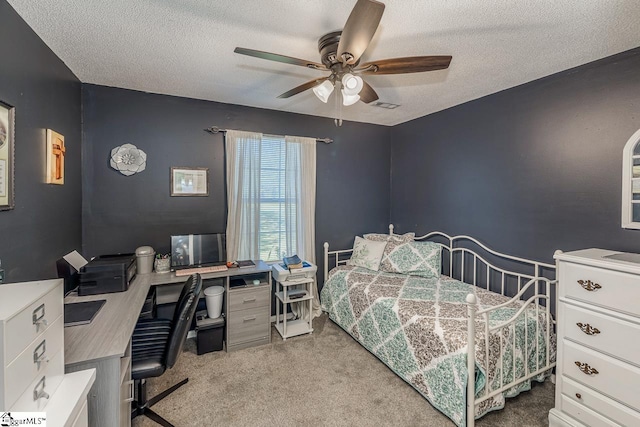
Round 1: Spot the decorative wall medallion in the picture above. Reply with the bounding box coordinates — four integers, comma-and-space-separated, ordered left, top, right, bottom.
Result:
110, 143, 146, 176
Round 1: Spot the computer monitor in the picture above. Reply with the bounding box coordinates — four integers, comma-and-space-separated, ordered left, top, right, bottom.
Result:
170, 233, 226, 270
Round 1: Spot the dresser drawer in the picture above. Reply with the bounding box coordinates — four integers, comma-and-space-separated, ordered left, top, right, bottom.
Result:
562, 303, 640, 365
561, 376, 640, 427
228, 286, 270, 312
227, 307, 270, 345
4, 315, 64, 409
5, 285, 63, 363
10, 349, 64, 412
561, 395, 623, 427
560, 262, 640, 316
563, 340, 640, 410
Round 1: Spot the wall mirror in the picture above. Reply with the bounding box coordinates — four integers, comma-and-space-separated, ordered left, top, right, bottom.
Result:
621, 128, 640, 229
0, 100, 15, 211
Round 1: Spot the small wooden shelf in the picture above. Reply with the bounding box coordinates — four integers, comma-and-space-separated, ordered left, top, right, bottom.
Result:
273, 273, 315, 341
274, 319, 313, 337
275, 291, 314, 304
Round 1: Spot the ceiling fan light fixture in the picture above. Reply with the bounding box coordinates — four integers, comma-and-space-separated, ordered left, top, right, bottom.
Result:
312, 80, 334, 103
341, 90, 361, 106
341, 73, 364, 96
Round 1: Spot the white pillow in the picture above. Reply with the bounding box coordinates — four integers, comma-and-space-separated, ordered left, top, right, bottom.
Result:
346, 236, 387, 271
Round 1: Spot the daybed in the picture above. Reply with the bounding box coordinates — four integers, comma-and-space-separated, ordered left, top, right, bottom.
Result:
321, 225, 556, 426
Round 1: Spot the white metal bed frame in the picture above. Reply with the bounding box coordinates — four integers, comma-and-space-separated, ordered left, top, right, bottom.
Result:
323, 225, 557, 427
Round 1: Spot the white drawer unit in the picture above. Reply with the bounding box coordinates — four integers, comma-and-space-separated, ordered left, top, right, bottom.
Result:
561, 304, 640, 365
5, 316, 64, 409
560, 262, 640, 317
550, 249, 640, 427
0, 279, 95, 427
0, 279, 63, 410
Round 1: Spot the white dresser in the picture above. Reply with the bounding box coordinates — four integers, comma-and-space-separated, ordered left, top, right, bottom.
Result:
550, 249, 640, 427
0, 279, 95, 426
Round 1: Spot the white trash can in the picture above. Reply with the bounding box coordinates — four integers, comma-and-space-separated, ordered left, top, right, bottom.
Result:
135, 246, 155, 274
204, 286, 225, 318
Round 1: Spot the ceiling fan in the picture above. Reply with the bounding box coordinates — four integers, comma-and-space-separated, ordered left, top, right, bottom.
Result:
234, 0, 452, 122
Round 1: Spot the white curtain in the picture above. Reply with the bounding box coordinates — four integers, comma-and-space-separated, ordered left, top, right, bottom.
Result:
225, 130, 321, 319
284, 135, 321, 318
225, 130, 263, 262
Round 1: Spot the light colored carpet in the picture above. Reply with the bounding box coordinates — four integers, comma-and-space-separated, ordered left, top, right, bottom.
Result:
133, 314, 554, 427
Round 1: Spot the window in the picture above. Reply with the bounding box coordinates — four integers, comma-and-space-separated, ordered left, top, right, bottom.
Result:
622, 129, 640, 229
226, 130, 315, 264
257, 135, 297, 261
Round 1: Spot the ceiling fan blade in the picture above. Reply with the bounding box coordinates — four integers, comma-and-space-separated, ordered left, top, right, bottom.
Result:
357, 56, 452, 75
337, 0, 385, 65
234, 47, 327, 70
277, 77, 329, 99
359, 80, 379, 104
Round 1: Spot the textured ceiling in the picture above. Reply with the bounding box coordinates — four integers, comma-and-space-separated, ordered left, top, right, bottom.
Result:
8, 0, 640, 126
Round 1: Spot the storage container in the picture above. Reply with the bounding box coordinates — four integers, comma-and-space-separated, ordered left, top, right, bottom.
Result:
204, 285, 224, 318
195, 310, 225, 354
135, 246, 155, 274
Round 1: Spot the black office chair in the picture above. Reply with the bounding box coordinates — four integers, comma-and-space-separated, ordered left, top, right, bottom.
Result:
131, 273, 203, 427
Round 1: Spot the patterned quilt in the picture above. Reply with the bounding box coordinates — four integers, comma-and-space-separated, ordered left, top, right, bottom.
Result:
321, 265, 555, 426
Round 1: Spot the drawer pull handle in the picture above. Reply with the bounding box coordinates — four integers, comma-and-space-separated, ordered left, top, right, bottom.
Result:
576, 323, 600, 335
577, 280, 601, 292
33, 376, 50, 401
32, 303, 48, 331
243, 316, 257, 322
33, 339, 49, 369
243, 297, 256, 303
575, 361, 599, 375
575, 393, 582, 399
124, 380, 135, 403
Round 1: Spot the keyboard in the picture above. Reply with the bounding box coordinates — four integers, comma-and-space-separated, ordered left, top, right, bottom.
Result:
175, 265, 228, 276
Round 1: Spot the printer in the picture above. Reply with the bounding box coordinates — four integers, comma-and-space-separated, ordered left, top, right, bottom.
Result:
78, 254, 137, 296
272, 261, 317, 283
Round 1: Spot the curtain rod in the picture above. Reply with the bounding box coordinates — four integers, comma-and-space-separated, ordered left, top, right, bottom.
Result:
203, 126, 333, 144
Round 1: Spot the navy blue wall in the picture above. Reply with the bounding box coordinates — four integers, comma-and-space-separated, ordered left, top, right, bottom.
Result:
0, 0, 82, 282
391, 48, 640, 263
82, 84, 392, 284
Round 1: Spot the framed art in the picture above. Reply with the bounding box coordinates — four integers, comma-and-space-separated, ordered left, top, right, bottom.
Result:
46, 129, 65, 185
171, 167, 209, 196
0, 100, 15, 211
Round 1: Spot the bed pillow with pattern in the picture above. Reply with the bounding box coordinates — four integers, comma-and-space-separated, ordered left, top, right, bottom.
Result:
363, 232, 415, 243
377, 240, 441, 278
346, 236, 387, 271
364, 232, 413, 272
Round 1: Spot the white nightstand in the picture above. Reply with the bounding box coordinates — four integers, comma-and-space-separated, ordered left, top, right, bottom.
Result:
274, 277, 314, 340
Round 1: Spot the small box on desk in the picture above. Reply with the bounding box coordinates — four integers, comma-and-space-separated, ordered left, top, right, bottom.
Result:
195, 310, 225, 354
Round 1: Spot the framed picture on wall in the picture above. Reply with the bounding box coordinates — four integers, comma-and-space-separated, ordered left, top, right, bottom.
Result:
171, 167, 209, 196
0, 100, 15, 211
